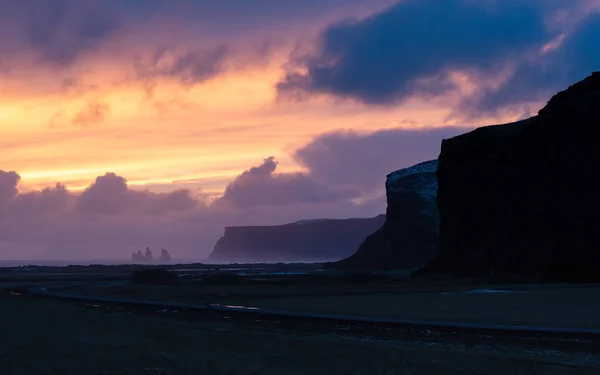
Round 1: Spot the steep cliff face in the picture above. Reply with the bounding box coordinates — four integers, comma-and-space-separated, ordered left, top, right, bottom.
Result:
209, 215, 386, 263
427, 72, 600, 281
335, 160, 439, 270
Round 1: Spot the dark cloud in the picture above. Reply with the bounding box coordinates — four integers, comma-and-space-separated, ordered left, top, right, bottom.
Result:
216, 156, 359, 208
136, 0, 395, 36
22, 0, 120, 66
278, 0, 553, 104
277, 0, 600, 117
461, 12, 600, 116
0, 0, 393, 72
295, 127, 467, 193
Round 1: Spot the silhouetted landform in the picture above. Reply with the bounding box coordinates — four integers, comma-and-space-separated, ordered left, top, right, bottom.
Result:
132, 250, 144, 263
422, 72, 600, 282
333, 160, 439, 270
130, 268, 178, 285
144, 247, 154, 262
209, 216, 387, 263
159, 248, 172, 263
131, 247, 172, 264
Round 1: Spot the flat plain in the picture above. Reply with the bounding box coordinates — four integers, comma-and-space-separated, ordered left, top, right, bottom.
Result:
70, 280, 600, 329
3, 273, 600, 375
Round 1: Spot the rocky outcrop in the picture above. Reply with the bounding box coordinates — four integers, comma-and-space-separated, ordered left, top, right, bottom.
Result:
132, 250, 144, 263
209, 215, 386, 263
334, 160, 440, 270
159, 248, 172, 263
132, 247, 171, 263
143, 247, 154, 263
424, 72, 600, 282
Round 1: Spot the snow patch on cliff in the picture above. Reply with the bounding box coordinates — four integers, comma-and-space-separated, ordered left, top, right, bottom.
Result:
386, 160, 438, 185
386, 160, 438, 198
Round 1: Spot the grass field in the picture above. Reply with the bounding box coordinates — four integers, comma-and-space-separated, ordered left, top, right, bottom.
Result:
71, 282, 600, 329
2, 283, 600, 374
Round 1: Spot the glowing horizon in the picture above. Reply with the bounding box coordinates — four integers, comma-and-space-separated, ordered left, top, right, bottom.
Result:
2, 49, 480, 194
1, 0, 597, 260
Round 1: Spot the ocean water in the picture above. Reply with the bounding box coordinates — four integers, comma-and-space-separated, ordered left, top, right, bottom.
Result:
0, 259, 162, 268
0, 258, 208, 268
0, 259, 128, 267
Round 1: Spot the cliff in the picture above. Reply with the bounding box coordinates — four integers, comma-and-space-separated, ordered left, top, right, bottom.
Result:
334, 160, 440, 270
209, 215, 386, 263
424, 72, 600, 281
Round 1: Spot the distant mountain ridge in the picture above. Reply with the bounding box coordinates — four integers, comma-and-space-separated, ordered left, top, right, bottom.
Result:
208, 215, 386, 263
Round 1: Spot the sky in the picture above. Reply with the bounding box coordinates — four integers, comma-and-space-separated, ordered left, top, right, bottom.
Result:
0, 0, 599, 261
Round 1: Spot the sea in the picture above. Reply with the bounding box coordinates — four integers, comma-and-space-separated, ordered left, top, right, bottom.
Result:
0, 258, 207, 267
0, 259, 127, 267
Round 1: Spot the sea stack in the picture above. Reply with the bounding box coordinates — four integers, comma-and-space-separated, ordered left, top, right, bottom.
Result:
159, 248, 172, 263
143, 247, 154, 263
132, 250, 144, 263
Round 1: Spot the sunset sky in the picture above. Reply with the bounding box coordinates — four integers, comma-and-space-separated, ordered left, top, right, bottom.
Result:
1, 0, 599, 261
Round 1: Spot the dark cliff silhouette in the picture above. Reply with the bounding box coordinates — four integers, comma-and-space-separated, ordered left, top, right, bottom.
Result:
209, 216, 386, 263
333, 160, 439, 270
422, 72, 600, 282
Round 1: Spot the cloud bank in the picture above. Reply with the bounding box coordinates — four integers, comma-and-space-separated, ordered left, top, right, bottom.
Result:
3, 0, 598, 262
0, 126, 461, 261
216, 156, 358, 208
278, 0, 600, 118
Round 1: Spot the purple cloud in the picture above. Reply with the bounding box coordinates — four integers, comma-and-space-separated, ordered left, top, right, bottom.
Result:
0, 125, 465, 261
0, 0, 393, 72
277, 0, 599, 118
135, 45, 230, 85
0, 170, 20, 206
460, 11, 600, 117
216, 156, 358, 208
18, 0, 121, 66
76, 173, 199, 215
11, 184, 73, 217
278, 0, 553, 102
295, 127, 468, 194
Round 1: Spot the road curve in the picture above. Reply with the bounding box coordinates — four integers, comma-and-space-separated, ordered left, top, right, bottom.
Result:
28, 281, 600, 340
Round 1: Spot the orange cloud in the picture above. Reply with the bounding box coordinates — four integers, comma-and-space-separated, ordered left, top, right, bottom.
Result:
0, 0, 533, 196
2, 46, 492, 194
